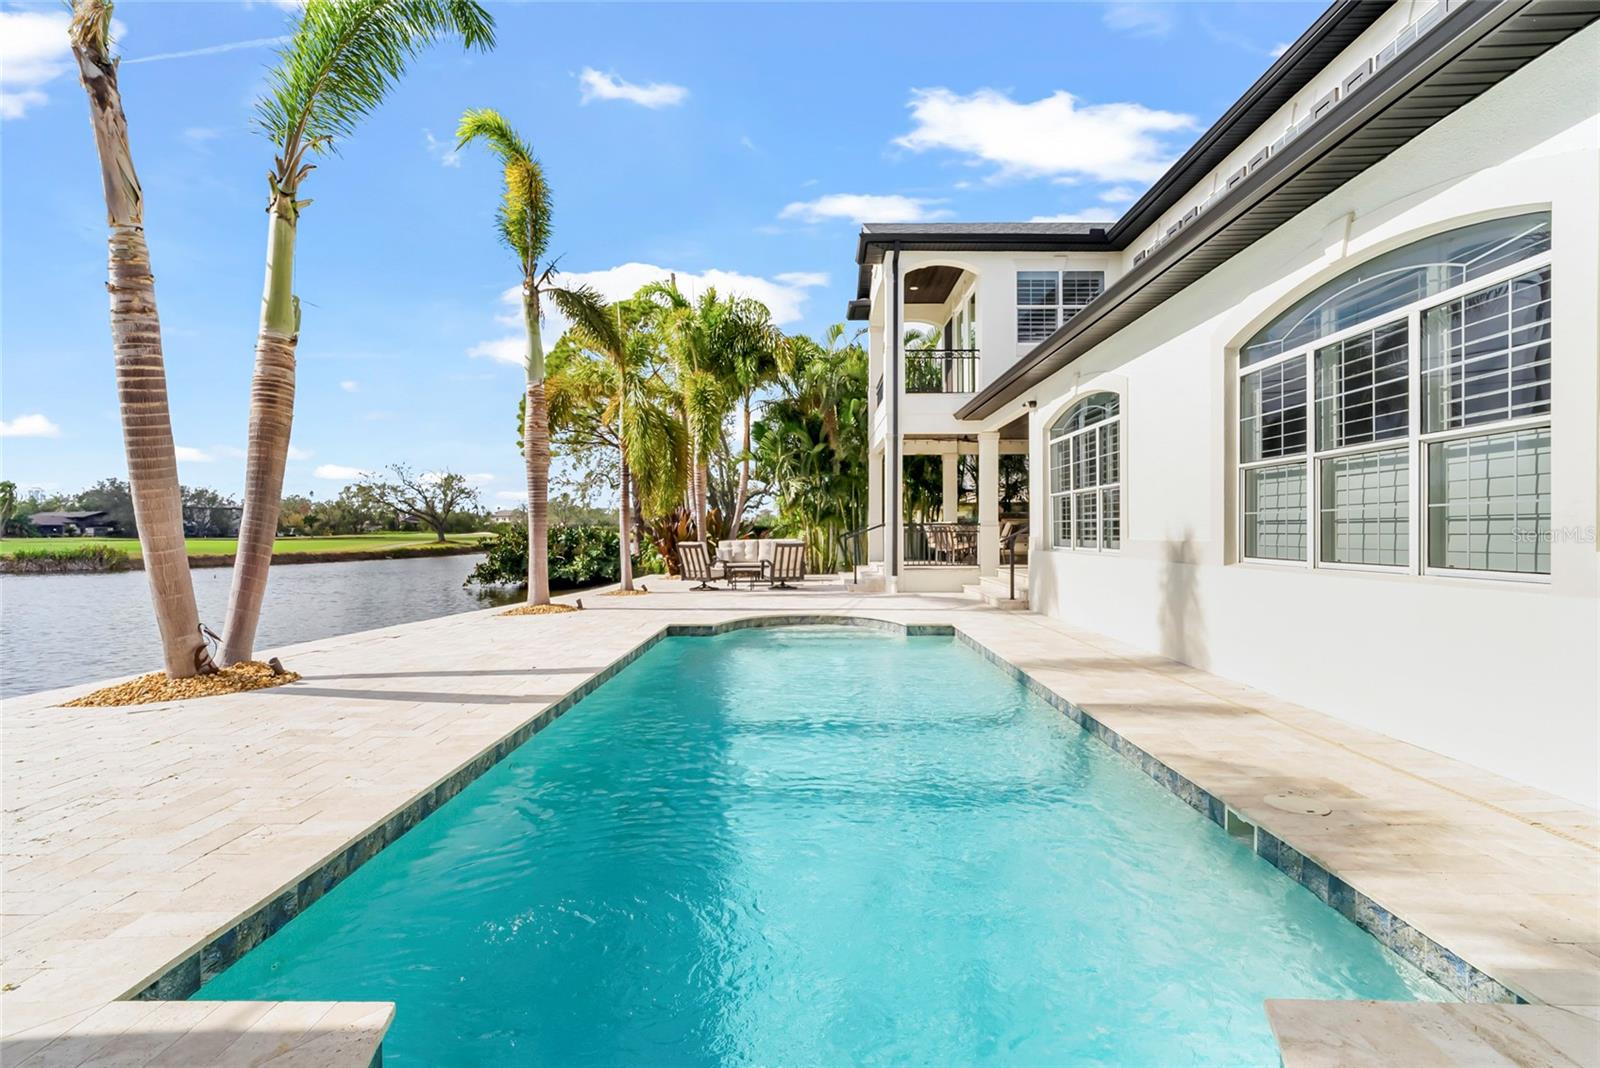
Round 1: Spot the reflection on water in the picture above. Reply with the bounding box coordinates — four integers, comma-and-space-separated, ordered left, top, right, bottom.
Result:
0, 553, 517, 698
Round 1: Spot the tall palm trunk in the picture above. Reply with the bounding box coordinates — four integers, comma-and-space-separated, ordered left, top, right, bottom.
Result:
524, 293, 551, 605
693, 458, 710, 541
221, 194, 299, 664
729, 389, 752, 537
618, 446, 634, 592
71, 10, 214, 679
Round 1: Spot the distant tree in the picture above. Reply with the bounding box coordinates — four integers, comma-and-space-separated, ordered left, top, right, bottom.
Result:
0, 481, 16, 534
181, 486, 241, 537
75, 478, 138, 534
354, 465, 481, 542
277, 494, 314, 536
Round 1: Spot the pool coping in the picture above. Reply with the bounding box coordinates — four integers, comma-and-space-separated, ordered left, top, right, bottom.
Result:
137, 612, 1515, 1008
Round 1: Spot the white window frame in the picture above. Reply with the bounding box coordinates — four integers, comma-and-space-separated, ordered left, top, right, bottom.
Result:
1017, 270, 1105, 346
1234, 247, 1553, 582
1048, 393, 1123, 554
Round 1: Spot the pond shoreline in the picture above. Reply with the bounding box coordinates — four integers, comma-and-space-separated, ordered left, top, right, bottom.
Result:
0, 542, 487, 575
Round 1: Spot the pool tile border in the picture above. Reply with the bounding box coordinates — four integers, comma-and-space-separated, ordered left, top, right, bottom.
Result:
137, 613, 1516, 1009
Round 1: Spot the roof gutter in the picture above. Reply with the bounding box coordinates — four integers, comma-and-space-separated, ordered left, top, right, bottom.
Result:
957, 0, 1585, 420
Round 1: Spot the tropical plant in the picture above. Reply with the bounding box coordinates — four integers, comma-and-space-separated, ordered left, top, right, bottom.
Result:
0, 481, 16, 533
68, 1, 216, 677
549, 292, 688, 590
752, 324, 869, 571
641, 282, 747, 541
456, 107, 603, 605
723, 301, 786, 535
222, 0, 496, 665
465, 522, 621, 589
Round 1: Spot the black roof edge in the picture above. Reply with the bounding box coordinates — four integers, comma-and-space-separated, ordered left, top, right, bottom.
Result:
1106, 0, 1388, 245
846, 298, 871, 322
955, 0, 1576, 421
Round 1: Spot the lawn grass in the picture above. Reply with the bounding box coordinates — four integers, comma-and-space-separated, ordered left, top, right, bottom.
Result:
0, 532, 488, 558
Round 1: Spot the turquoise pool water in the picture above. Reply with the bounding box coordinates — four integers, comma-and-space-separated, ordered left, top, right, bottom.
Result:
197, 626, 1442, 1065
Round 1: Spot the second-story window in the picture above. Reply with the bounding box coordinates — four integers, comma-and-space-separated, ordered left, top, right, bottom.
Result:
1017, 270, 1106, 344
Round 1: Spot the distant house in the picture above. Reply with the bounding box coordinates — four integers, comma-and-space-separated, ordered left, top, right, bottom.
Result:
489, 508, 526, 525
28, 510, 119, 537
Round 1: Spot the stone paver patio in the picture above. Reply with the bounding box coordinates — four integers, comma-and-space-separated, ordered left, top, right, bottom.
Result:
2, 579, 1596, 1065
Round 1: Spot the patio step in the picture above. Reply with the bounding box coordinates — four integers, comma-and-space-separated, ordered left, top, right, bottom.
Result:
965, 570, 1029, 610
844, 563, 886, 594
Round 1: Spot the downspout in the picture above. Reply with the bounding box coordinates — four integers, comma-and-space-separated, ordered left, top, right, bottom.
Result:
889, 246, 901, 579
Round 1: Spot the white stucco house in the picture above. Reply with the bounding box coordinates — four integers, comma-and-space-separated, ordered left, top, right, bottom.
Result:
847, 0, 1599, 805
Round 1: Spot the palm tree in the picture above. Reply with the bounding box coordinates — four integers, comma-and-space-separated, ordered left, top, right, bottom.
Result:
642, 282, 740, 541
723, 301, 785, 536
457, 107, 605, 605
68, 1, 215, 678
221, 0, 496, 665
548, 298, 687, 590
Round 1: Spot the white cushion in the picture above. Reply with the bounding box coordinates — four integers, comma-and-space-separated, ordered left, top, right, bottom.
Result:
757, 539, 775, 562
721, 539, 755, 562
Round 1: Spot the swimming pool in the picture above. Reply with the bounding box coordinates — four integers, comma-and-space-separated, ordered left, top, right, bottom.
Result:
196, 625, 1443, 1065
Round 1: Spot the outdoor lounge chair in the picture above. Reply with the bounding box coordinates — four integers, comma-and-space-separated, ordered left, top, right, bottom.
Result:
768, 539, 806, 589
677, 541, 718, 591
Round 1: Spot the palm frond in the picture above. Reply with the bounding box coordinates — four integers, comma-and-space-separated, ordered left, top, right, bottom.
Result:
258, 0, 495, 185
456, 107, 551, 271
68, 0, 115, 58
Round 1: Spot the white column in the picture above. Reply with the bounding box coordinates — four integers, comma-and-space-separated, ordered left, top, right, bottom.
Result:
867, 446, 884, 562
978, 431, 1000, 574
941, 451, 959, 523
885, 250, 903, 588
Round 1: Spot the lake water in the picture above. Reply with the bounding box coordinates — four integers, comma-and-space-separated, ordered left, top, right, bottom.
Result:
0, 553, 515, 699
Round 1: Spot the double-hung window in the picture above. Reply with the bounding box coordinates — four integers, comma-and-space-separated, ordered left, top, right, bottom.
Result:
1236, 213, 1553, 577
1048, 392, 1121, 551
1017, 270, 1105, 344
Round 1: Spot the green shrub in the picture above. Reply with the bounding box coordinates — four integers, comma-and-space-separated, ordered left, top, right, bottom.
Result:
466, 523, 625, 589
4, 545, 133, 573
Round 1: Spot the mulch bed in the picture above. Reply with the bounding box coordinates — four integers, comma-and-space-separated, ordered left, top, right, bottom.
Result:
62, 661, 300, 707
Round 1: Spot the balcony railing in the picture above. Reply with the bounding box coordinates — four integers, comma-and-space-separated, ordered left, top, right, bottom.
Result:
903, 522, 977, 566
905, 349, 979, 394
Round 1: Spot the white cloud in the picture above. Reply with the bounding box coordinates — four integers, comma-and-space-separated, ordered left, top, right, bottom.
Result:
314, 463, 369, 481
340, 379, 360, 392
183, 126, 225, 146
470, 263, 828, 366
1102, 1, 1177, 38
1099, 185, 1141, 205
465, 473, 495, 483
0, 412, 61, 438
468, 337, 526, 366
578, 68, 688, 109
423, 129, 460, 168
0, 11, 71, 120
123, 35, 289, 65
495, 490, 527, 502
895, 87, 1195, 185
174, 446, 213, 462
1270, 41, 1292, 58
779, 194, 948, 225
287, 445, 313, 461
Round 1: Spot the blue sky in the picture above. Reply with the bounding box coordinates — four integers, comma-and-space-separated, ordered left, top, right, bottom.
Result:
0, 0, 1318, 504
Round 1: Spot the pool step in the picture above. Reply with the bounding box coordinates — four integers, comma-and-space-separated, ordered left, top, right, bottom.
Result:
965, 571, 1030, 610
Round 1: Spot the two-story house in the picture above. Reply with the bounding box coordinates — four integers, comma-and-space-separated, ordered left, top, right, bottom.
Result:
847, 0, 1599, 805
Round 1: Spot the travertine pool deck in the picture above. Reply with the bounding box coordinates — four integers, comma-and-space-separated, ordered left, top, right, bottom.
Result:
3, 580, 1596, 1065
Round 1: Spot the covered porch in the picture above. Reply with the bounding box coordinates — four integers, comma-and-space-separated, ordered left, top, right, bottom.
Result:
860, 415, 1030, 594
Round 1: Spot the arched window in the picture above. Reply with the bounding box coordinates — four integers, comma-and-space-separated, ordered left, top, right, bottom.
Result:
1237, 213, 1552, 576
1049, 392, 1121, 551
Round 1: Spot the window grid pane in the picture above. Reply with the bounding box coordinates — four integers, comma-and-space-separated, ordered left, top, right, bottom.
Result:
1051, 493, 1071, 548
1315, 320, 1409, 449
1016, 271, 1059, 306
1074, 491, 1098, 549
1017, 306, 1058, 344
1244, 463, 1307, 561
1101, 487, 1121, 550
1320, 448, 1409, 566
1427, 427, 1550, 574
1241, 357, 1308, 462
1423, 267, 1552, 432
